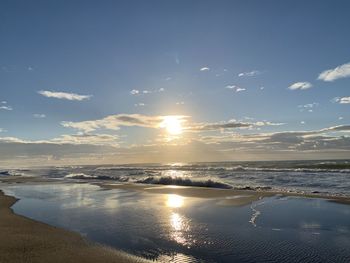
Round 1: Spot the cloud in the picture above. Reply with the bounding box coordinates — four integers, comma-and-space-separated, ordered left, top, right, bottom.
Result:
1, 123, 350, 165
38, 90, 92, 101
131, 88, 164, 95
61, 114, 188, 133
33, 114, 46, 118
318, 62, 350, 82
130, 89, 139, 95
236, 88, 246, 92
298, 102, 319, 112
188, 121, 252, 132
0, 105, 13, 111
288, 82, 312, 90
200, 67, 210, 71
238, 70, 261, 77
51, 133, 120, 147
225, 85, 246, 92
134, 103, 145, 107
332, 97, 350, 104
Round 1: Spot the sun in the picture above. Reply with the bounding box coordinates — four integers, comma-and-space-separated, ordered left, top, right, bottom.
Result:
160, 116, 183, 135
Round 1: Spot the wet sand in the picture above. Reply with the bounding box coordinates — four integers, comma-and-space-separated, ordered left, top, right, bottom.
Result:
99, 182, 350, 206
0, 190, 149, 263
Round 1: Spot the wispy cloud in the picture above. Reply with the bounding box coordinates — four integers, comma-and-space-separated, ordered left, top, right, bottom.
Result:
130, 89, 139, 95
38, 90, 92, 101
187, 120, 284, 132
238, 70, 261, 77
33, 114, 46, 118
298, 102, 319, 112
288, 82, 312, 90
318, 62, 350, 82
51, 133, 120, 147
0, 105, 13, 111
131, 88, 164, 95
61, 114, 188, 133
200, 67, 210, 71
134, 103, 145, 107
225, 85, 246, 92
332, 96, 350, 104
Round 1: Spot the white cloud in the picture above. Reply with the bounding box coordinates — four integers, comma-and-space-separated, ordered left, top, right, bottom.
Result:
0, 105, 12, 111
288, 82, 312, 90
236, 88, 246, 92
298, 103, 319, 112
332, 97, 350, 104
200, 67, 210, 71
134, 103, 145, 107
38, 90, 91, 101
33, 114, 46, 118
238, 70, 261, 77
131, 88, 164, 95
61, 114, 189, 133
130, 89, 139, 95
318, 62, 350, 82
225, 85, 246, 92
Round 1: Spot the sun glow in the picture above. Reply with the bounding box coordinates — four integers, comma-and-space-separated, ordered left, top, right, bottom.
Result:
166, 194, 185, 208
160, 116, 183, 135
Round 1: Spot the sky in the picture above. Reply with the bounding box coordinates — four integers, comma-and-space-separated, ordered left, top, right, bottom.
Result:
0, 0, 350, 166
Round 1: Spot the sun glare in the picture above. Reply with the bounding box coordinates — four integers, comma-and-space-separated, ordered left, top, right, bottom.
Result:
161, 116, 183, 135
166, 194, 185, 208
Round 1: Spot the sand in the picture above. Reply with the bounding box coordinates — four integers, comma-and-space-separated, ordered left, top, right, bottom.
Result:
99, 182, 350, 206
0, 190, 150, 263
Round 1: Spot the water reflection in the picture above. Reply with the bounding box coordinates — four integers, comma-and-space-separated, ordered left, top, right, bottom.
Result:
166, 194, 184, 208
170, 212, 193, 248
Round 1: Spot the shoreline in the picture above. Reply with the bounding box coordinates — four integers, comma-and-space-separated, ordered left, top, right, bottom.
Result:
0, 190, 150, 263
2, 175, 350, 206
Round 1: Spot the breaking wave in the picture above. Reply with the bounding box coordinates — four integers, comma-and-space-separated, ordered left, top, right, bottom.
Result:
136, 176, 233, 189
64, 173, 129, 182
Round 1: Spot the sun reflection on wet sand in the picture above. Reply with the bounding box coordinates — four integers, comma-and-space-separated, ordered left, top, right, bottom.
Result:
164, 194, 197, 249
166, 194, 185, 208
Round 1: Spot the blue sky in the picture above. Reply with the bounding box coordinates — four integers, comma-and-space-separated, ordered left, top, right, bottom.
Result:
0, 0, 350, 165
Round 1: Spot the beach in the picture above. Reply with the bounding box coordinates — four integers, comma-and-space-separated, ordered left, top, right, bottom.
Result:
1, 173, 350, 262
0, 189, 149, 263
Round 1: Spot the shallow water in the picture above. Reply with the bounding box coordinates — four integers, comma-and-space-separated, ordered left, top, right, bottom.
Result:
2, 183, 350, 262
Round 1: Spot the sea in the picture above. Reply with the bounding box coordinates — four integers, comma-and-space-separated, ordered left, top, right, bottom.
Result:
2, 159, 350, 197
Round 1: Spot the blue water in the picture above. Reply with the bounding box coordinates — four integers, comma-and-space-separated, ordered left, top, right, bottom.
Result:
2, 183, 350, 263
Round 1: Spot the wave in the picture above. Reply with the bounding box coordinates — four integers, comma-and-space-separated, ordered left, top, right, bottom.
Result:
0, 171, 10, 176
93, 164, 350, 173
64, 173, 129, 182
136, 176, 233, 189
